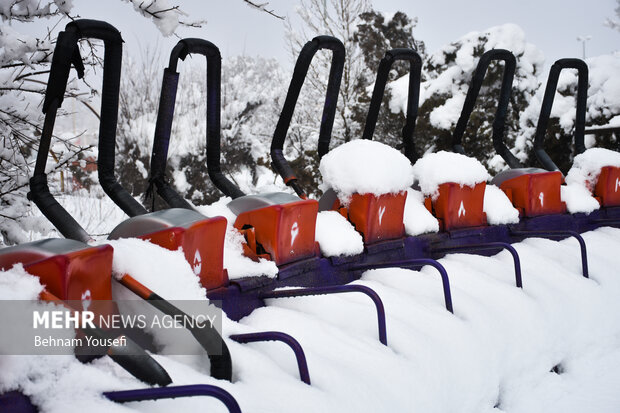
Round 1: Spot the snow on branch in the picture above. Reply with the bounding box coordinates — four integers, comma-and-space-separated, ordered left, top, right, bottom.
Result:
122, 0, 206, 36
243, 0, 284, 20
604, 0, 620, 31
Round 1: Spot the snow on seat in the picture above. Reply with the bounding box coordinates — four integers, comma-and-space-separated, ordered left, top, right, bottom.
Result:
412, 151, 490, 231
566, 148, 620, 208
491, 168, 566, 216
319, 139, 412, 243
0, 239, 113, 303
108, 209, 227, 289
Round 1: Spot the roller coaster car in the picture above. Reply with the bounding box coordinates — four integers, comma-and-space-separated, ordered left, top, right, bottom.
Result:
507, 58, 619, 213
0, 237, 177, 385
147, 37, 346, 266
28, 22, 227, 291
358, 48, 484, 233
25, 20, 233, 383
311, 49, 432, 242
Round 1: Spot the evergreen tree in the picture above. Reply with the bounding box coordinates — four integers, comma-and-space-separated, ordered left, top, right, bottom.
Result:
353, 9, 425, 150
413, 25, 543, 173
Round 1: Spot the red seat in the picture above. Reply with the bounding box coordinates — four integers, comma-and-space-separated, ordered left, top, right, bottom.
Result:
495, 169, 566, 216
108, 209, 227, 290
0, 239, 113, 316
346, 192, 407, 244
594, 166, 620, 207
432, 182, 487, 231
232, 197, 318, 265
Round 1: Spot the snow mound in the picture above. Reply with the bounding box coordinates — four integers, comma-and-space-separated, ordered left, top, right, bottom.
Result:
196, 198, 279, 280
565, 148, 620, 189
412, 151, 490, 198
0, 267, 135, 412
0, 264, 43, 300
315, 211, 364, 257
106, 238, 207, 300
221, 228, 279, 280
561, 184, 601, 214
483, 185, 520, 225
403, 188, 439, 235
319, 140, 414, 205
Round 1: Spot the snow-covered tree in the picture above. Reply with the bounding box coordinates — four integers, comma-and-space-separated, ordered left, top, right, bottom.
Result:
517, 53, 620, 173
604, 0, 620, 32
352, 9, 425, 150
391, 24, 544, 173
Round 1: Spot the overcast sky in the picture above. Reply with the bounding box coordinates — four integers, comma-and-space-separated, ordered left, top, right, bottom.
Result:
27, 0, 619, 69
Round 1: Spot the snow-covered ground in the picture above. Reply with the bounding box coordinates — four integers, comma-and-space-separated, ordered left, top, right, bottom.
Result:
2, 225, 620, 413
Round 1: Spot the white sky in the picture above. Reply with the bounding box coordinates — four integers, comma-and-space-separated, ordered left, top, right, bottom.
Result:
23, 0, 620, 69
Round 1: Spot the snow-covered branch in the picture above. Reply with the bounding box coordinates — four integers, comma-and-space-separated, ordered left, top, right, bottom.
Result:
121, 0, 206, 36
243, 0, 284, 20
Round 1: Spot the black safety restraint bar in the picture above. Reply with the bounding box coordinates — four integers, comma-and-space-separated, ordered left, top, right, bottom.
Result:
452, 49, 519, 168
362, 48, 423, 163
147, 38, 238, 207
29, 19, 140, 242
270, 36, 345, 199
533, 58, 588, 171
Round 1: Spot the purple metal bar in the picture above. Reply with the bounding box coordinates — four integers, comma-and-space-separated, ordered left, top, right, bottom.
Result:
592, 218, 620, 227
432, 242, 523, 288
511, 230, 589, 278
103, 385, 241, 413
0, 391, 37, 413
259, 285, 387, 345
350, 258, 454, 313
230, 331, 311, 385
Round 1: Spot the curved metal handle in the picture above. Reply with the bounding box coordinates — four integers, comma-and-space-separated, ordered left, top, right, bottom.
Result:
270, 35, 345, 198
452, 49, 519, 168
362, 48, 422, 163
30, 19, 139, 243
104, 385, 242, 413
533, 58, 588, 171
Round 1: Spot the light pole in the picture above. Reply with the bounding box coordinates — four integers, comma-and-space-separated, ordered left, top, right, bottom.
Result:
576, 35, 592, 59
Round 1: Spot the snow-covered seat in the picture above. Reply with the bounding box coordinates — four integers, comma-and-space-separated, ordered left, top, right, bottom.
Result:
0, 238, 113, 302
108, 209, 227, 289
565, 148, 620, 209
